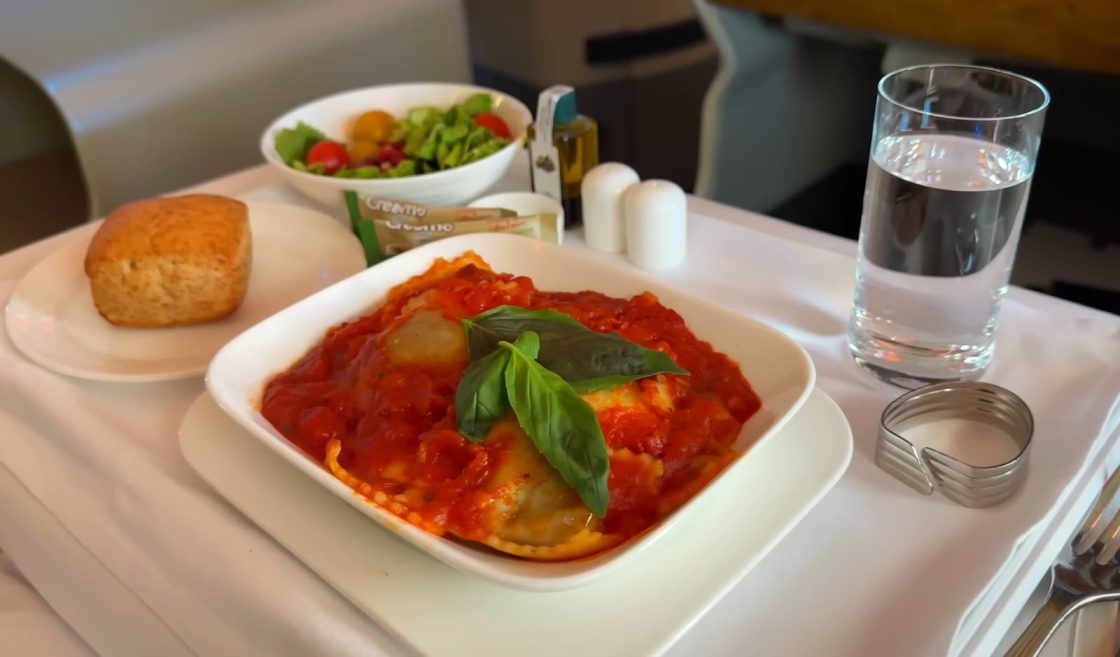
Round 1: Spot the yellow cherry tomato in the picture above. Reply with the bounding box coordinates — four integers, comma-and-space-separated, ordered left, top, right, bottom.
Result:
348, 140, 380, 165
351, 110, 395, 143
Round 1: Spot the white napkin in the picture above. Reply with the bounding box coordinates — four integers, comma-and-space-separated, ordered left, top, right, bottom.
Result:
1, 205, 1118, 657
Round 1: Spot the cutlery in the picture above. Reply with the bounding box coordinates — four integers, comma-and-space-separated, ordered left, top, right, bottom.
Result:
1006, 466, 1120, 657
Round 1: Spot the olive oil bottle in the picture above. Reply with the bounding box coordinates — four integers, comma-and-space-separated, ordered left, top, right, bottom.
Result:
529, 85, 599, 228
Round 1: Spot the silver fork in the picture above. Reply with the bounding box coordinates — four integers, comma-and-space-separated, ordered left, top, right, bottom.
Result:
1006, 466, 1120, 657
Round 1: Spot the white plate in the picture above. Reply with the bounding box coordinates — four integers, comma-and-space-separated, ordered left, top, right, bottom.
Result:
206, 233, 817, 590
179, 388, 852, 657
4, 201, 365, 382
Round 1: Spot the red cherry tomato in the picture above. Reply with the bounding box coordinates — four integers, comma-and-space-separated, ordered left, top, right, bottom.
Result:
473, 113, 511, 139
305, 140, 350, 175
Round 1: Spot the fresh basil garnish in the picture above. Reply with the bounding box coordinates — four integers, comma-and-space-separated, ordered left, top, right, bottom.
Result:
454, 348, 511, 442
500, 332, 610, 517
452, 306, 690, 517
461, 305, 687, 392
461, 305, 578, 360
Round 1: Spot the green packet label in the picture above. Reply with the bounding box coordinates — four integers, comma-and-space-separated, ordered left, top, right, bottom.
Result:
343, 191, 561, 266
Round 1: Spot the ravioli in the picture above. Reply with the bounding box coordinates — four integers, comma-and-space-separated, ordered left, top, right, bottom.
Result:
261, 254, 761, 561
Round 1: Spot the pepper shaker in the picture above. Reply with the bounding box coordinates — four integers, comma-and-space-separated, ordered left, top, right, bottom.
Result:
624, 180, 687, 270
581, 163, 639, 253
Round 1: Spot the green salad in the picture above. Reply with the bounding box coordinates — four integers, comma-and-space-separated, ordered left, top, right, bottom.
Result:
274, 93, 513, 179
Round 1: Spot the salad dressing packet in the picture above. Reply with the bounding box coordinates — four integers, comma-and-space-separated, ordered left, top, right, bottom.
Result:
344, 191, 560, 265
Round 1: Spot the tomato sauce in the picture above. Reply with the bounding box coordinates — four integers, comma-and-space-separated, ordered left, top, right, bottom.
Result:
260, 258, 760, 555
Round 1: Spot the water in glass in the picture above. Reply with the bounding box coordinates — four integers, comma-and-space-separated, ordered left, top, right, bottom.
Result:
848, 132, 1032, 387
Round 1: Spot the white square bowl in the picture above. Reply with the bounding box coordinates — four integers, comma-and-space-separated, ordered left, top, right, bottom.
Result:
206, 232, 816, 591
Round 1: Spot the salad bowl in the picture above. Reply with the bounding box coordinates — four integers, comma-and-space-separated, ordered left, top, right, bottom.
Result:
260, 83, 533, 209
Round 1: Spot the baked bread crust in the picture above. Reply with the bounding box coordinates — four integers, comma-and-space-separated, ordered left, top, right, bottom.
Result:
84, 194, 252, 327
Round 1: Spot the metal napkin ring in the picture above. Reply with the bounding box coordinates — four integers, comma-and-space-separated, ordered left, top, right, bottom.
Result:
876, 382, 1034, 508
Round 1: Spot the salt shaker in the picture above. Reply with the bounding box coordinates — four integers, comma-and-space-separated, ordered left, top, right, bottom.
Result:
624, 180, 687, 270
581, 162, 639, 252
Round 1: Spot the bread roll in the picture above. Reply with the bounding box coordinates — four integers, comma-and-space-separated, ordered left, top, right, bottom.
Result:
84, 194, 252, 327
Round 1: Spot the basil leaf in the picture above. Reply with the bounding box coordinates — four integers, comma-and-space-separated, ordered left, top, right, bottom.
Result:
501, 332, 610, 517
462, 305, 688, 392
540, 330, 688, 393
454, 348, 511, 442
462, 305, 578, 357
505, 329, 540, 358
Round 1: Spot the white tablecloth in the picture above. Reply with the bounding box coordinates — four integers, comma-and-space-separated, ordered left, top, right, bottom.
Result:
1, 164, 1118, 656
0, 549, 95, 657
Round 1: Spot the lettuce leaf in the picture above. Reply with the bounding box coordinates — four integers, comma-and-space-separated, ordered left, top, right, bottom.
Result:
460, 93, 492, 116
274, 122, 325, 166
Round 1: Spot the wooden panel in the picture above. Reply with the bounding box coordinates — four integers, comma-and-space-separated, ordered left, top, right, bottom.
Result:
712, 0, 1120, 75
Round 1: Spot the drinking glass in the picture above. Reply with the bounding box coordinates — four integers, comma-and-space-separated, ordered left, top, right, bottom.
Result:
847, 64, 1049, 388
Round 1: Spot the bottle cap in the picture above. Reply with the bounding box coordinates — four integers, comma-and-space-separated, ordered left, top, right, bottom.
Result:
532, 85, 575, 147
554, 90, 577, 124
